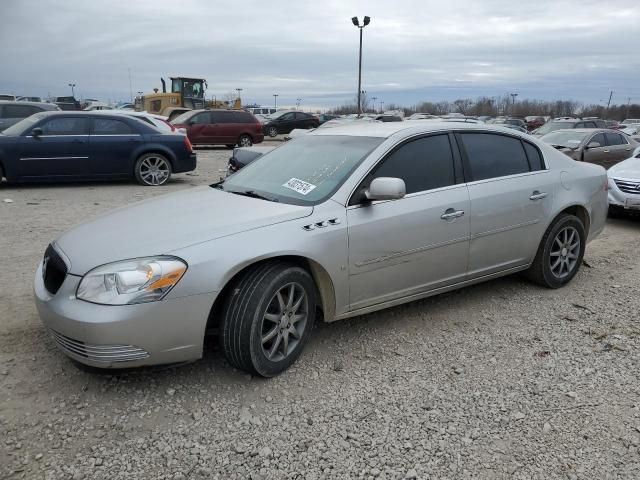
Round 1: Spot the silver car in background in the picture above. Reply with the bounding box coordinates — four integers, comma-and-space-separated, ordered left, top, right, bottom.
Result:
607, 146, 640, 215
34, 122, 608, 377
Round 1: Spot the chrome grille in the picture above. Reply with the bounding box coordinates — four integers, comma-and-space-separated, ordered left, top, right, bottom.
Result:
49, 329, 149, 362
614, 179, 640, 195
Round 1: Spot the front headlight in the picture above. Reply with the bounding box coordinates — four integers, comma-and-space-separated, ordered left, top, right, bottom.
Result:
76, 256, 187, 305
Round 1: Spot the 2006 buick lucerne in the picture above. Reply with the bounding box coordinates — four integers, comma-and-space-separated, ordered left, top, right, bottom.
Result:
35, 122, 608, 377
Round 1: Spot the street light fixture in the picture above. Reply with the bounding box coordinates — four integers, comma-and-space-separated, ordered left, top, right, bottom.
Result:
351, 15, 371, 116
236, 88, 243, 98
371, 96, 377, 113
273, 94, 278, 109
68, 83, 76, 97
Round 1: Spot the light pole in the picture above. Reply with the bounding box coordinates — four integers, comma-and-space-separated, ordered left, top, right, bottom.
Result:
351, 15, 371, 116
273, 94, 278, 109
510, 93, 518, 116
68, 83, 76, 97
371, 96, 377, 113
380, 101, 384, 112
296, 98, 301, 109
236, 88, 243, 99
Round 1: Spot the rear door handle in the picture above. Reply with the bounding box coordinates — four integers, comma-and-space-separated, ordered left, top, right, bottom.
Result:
603, 149, 610, 153
530, 191, 548, 201
441, 208, 465, 220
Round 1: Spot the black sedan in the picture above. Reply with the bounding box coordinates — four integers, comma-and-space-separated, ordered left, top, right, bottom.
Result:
0, 111, 196, 186
262, 110, 319, 137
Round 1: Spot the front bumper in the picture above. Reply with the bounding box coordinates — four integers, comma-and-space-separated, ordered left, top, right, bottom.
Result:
608, 177, 640, 210
34, 262, 217, 368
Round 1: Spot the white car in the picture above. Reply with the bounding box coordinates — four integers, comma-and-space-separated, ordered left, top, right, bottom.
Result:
95, 110, 183, 134
607, 146, 640, 216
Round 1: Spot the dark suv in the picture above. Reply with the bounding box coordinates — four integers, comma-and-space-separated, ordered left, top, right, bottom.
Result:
0, 101, 60, 131
262, 110, 319, 137
533, 118, 607, 136
171, 109, 264, 147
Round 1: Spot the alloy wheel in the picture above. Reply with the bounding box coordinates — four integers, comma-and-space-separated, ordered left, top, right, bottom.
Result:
139, 156, 170, 185
549, 226, 581, 279
260, 282, 308, 362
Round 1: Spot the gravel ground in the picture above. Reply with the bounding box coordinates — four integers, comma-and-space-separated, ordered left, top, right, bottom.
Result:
1, 146, 639, 479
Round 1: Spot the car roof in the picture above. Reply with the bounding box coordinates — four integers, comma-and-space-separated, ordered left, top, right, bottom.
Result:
0, 100, 58, 109
309, 121, 532, 138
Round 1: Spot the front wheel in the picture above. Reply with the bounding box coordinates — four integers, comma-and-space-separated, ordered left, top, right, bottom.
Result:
134, 153, 172, 186
267, 126, 278, 137
220, 261, 316, 377
526, 214, 586, 288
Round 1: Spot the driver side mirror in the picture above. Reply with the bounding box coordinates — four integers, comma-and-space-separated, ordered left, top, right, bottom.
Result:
365, 177, 406, 201
30, 127, 43, 137
586, 141, 601, 149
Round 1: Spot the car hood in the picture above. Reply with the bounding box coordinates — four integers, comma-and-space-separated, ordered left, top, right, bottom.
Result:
55, 186, 313, 275
607, 157, 640, 180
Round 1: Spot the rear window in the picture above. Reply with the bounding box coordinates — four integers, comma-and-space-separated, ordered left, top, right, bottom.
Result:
460, 133, 531, 181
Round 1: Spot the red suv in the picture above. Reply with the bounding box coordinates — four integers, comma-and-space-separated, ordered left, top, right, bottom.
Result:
171, 109, 264, 147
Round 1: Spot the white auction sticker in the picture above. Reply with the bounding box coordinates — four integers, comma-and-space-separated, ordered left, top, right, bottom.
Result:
282, 178, 317, 195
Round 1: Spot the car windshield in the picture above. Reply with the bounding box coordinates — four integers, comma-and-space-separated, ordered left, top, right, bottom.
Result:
535, 121, 575, 135
171, 111, 195, 124
540, 130, 588, 148
217, 135, 384, 205
1, 113, 46, 136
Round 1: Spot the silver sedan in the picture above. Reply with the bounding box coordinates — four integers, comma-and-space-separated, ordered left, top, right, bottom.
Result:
35, 122, 608, 376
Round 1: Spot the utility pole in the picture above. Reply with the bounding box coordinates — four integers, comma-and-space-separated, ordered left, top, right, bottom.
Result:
371, 96, 377, 113
510, 93, 518, 116
626, 97, 631, 119
606, 90, 613, 118
352, 16, 371, 116
128, 68, 133, 102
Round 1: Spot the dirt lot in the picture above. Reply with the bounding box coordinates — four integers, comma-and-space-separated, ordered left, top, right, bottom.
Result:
1, 146, 639, 479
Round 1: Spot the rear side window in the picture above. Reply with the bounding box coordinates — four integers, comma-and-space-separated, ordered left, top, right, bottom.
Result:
372, 134, 456, 194
40, 117, 87, 135
523, 142, 545, 170
3, 104, 40, 118
92, 119, 135, 135
231, 111, 254, 123
605, 132, 626, 145
460, 133, 530, 181
212, 111, 235, 124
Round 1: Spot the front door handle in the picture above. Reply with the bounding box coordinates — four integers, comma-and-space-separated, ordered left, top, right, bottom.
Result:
441, 208, 465, 220
530, 191, 548, 201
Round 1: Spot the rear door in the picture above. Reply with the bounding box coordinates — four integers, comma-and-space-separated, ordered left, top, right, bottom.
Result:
17, 116, 90, 178
458, 132, 554, 277
89, 117, 142, 176
213, 111, 239, 144
603, 132, 634, 168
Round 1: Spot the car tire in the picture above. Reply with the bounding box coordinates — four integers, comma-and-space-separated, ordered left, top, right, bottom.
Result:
134, 153, 172, 186
220, 261, 316, 377
267, 126, 278, 137
238, 134, 253, 147
526, 213, 586, 288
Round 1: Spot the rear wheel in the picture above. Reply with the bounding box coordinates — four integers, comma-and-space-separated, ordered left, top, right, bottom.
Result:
134, 153, 172, 186
526, 214, 586, 288
238, 134, 253, 147
220, 261, 316, 377
267, 126, 278, 137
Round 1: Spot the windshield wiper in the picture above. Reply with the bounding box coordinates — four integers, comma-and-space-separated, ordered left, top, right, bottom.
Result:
228, 190, 279, 202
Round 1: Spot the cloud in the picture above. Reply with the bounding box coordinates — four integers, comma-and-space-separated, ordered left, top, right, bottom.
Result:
0, 0, 638, 108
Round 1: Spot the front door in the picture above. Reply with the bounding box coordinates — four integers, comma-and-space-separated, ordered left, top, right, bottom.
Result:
17, 117, 90, 178
186, 112, 218, 144
347, 133, 470, 311
457, 132, 554, 277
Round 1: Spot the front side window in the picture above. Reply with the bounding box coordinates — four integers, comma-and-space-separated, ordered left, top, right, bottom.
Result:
460, 133, 530, 181
219, 135, 384, 206
40, 117, 87, 135
92, 119, 134, 135
190, 112, 211, 124
371, 134, 456, 194
589, 133, 606, 147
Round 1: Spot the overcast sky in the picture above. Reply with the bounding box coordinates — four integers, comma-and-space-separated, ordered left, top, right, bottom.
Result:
1, 0, 639, 109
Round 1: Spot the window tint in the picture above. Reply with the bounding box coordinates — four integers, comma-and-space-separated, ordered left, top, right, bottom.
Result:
280, 113, 295, 121
231, 111, 253, 123
40, 117, 87, 135
92, 119, 134, 134
212, 111, 236, 124
372, 134, 456, 194
589, 133, 606, 146
460, 133, 530, 181
523, 142, 544, 170
3, 104, 40, 118
191, 112, 211, 124
605, 132, 626, 146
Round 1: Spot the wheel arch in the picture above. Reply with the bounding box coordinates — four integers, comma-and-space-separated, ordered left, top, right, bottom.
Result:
132, 147, 177, 172
206, 255, 336, 332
